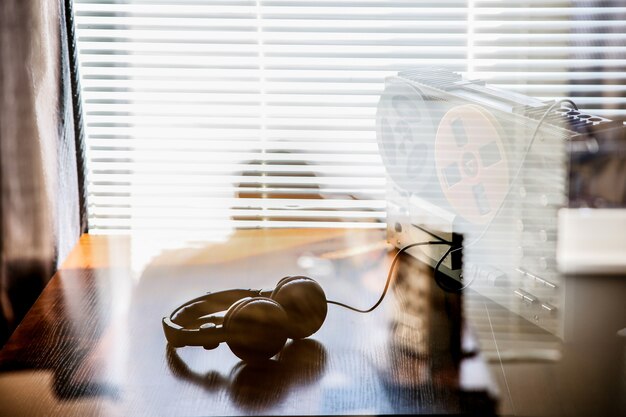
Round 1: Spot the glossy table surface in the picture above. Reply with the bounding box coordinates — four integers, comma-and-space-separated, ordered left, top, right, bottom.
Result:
0, 229, 496, 417
0, 228, 624, 417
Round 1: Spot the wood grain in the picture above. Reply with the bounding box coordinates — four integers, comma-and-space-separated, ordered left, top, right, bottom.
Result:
61, 229, 355, 269
0, 229, 496, 416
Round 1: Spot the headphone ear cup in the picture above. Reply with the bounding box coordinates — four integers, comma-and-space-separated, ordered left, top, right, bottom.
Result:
271, 276, 327, 339
223, 297, 288, 362
273, 276, 294, 293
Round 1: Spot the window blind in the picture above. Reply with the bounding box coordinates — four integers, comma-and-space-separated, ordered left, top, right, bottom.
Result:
470, 0, 626, 118
73, 0, 625, 235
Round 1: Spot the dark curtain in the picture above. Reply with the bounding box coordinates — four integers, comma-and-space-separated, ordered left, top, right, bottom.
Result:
0, 0, 86, 345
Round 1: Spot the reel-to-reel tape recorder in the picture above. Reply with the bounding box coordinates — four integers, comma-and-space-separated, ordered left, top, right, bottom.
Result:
377, 68, 625, 338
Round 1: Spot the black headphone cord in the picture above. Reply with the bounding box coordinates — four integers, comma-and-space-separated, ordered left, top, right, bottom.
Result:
326, 240, 453, 313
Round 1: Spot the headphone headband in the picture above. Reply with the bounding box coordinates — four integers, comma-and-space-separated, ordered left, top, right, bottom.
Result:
163, 288, 271, 348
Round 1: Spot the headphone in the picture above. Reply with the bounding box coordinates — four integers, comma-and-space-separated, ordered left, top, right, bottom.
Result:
166, 339, 327, 410
163, 276, 328, 362
162, 241, 455, 362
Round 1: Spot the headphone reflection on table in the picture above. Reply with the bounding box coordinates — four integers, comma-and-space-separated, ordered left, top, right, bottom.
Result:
162, 241, 454, 362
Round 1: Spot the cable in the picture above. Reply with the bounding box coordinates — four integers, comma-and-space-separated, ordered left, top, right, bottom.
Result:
528, 99, 577, 153
326, 240, 452, 313
432, 246, 470, 293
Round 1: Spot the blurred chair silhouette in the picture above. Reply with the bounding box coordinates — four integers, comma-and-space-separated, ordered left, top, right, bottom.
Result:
0, 0, 86, 345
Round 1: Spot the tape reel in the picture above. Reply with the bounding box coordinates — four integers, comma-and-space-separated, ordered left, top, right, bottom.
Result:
434, 104, 510, 225
376, 80, 436, 193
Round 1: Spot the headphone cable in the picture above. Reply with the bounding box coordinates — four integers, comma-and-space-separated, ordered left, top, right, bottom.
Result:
326, 240, 452, 313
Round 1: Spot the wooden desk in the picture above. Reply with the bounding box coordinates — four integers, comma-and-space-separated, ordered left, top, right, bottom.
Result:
0, 229, 497, 416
